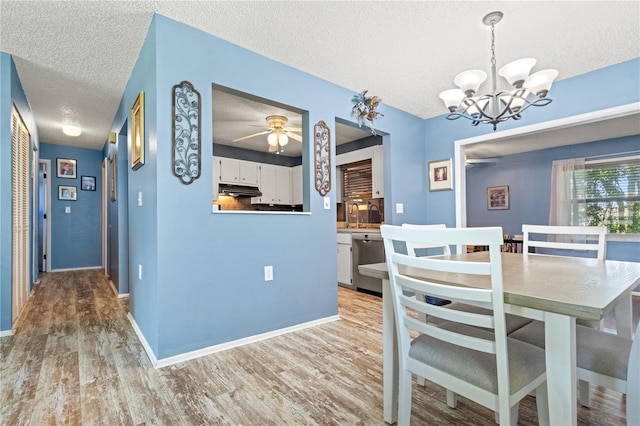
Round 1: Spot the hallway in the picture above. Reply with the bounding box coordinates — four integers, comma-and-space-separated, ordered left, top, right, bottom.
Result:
0, 270, 627, 425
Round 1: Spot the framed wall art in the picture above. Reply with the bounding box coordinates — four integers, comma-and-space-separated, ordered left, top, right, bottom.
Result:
56, 158, 77, 178
58, 185, 77, 201
428, 158, 452, 191
314, 120, 331, 196
172, 81, 201, 184
81, 176, 96, 191
131, 91, 145, 170
487, 185, 509, 210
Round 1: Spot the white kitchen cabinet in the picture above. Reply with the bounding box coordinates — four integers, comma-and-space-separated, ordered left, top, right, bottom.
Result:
275, 167, 292, 205
251, 164, 292, 205
337, 233, 353, 286
372, 145, 384, 198
217, 157, 258, 185
335, 165, 343, 203
292, 165, 303, 205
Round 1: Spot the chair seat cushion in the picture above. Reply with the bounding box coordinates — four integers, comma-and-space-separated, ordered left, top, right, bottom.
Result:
509, 321, 632, 380
409, 323, 546, 395
427, 302, 533, 333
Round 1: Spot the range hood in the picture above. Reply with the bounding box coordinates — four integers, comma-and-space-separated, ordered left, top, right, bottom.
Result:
218, 183, 262, 197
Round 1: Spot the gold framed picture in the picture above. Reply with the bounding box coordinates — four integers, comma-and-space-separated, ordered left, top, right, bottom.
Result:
131, 91, 145, 170
428, 158, 453, 191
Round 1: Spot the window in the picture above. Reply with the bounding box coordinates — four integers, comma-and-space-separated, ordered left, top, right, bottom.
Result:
574, 158, 640, 233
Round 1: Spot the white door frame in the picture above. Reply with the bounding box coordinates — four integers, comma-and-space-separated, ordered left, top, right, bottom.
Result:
102, 157, 108, 275
39, 159, 51, 272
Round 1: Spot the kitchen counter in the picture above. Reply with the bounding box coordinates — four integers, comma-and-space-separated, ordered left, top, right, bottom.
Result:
337, 227, 381, 234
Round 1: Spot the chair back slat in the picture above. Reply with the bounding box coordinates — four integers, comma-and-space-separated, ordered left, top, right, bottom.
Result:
402, 224, 452, 256
381, 224, 506, 363
522, 224, 607, 260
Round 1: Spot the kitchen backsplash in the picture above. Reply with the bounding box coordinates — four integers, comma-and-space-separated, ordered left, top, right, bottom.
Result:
337, 199, 384, 228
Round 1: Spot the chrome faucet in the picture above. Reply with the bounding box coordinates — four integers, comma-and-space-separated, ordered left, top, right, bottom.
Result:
349, 202, 359, 228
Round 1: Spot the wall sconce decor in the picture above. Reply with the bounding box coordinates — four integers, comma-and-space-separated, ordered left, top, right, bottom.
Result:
172, 81, 201, 184
314, 120, 331, 196
131, 92, 145, 170
351, 90, 383, 135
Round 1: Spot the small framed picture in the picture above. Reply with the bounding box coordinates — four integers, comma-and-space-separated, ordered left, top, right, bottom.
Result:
487, 186, 509, 210
428, 158, 453, 191
110, 154, 116, 201
56, 158, 77, 178
81, 176, 96, 191
58, 185, 77, 201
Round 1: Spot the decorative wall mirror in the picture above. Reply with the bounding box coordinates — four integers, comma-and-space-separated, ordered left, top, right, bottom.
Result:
172, 81, 201, 184
314, 120, 331, 196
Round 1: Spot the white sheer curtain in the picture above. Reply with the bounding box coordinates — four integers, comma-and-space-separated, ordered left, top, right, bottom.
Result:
549, 158, 586, 227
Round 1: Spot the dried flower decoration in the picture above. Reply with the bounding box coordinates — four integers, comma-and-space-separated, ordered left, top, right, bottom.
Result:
351, 90, 383, 135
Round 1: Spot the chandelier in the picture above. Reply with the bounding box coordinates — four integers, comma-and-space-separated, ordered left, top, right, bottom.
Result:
439, 11, 558, 130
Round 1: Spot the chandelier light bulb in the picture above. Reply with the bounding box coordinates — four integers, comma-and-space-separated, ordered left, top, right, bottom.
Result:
524, 69, 559, 97
498, 58, 536, 88
439, 89, 465, 112
454, 70, 488, 97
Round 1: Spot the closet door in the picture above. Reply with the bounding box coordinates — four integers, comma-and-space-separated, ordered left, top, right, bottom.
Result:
11, 107, 30, 324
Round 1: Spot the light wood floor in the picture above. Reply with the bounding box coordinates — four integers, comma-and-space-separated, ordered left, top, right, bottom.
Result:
0, 269, 628, 425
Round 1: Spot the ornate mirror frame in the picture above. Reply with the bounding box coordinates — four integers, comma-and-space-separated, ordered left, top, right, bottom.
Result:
172, 81, 201, 184
314, 120, 331, 196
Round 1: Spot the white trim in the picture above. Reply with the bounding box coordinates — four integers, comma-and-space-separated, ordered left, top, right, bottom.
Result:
107, 279, 129, 298
455, 102, 640, 240
128, 313, 341, 369
40, 159, 52, 272
0, 329, 14, 337
50, 266, 102, 272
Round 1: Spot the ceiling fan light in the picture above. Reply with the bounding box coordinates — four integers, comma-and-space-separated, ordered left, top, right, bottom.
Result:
278, 133, 288, 146
454, 70, 487, 97
498, 58, 536, 88
439, 89, 465, 112
267, 132, 278, 146
524, 69, 558, 97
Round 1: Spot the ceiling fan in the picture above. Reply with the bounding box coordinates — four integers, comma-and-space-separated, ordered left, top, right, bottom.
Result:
232, 115, 302, 153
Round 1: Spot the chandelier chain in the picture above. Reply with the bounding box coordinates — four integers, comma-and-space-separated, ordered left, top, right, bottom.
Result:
490, 23, 496, 67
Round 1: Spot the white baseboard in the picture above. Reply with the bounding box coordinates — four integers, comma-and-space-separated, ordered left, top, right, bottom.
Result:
50, 266, 102, 272
127, 313, 340, 369
108, 280, 129, 299
0, 329, 14, 337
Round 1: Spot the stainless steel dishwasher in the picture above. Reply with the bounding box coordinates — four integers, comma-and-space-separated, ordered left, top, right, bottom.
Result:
351, 232, 385, 295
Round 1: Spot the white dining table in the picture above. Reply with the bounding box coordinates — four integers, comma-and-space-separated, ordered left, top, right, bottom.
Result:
359, 251, 640, 425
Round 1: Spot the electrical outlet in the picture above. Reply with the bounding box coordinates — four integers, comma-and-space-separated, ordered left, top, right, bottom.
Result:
264, 266, 273, 281
323, 196, 331, 210
138, 264, 142, 280
65, 206, 71, 214
396, 203, 404, 214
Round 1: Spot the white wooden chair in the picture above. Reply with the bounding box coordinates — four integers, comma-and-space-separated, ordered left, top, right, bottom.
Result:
510, 320, 639, 424
519, 224, 629, 412
381, 225, 549, 425
522, 224, 607, 260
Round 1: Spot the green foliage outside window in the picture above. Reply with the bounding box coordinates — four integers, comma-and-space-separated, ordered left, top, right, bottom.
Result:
580, 162, 640, 233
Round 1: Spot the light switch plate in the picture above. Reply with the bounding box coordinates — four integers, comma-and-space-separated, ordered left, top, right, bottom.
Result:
138, 191, 143, 206
65, 206, 71, 214
396, 203, 404, 214
323, 197, 331, 210
264, 266, 273, 281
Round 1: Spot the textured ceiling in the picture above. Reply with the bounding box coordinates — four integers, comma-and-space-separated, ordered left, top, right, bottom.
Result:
0, 1, 639, 151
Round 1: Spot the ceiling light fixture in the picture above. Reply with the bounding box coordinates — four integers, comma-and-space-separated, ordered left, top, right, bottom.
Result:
62, 125, 82, 137
439, 11, 558, 131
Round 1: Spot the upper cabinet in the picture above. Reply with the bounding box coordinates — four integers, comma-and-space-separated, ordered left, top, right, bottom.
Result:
217, 157, 259, 186
372, 145, 384, 199
292, 165, 303, 205
252, 164, 293, 205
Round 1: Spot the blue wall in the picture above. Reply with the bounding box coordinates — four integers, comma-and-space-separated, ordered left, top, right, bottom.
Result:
466, 135, 640, 261
39, 144, 103, 270
106, 15, 425, 360
0, 52, 38, 332
423, 59, 640, 229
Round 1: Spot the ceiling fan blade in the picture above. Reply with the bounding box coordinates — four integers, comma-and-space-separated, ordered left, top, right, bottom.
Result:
232, 130, 271, 142
286, 126, 302, 132
284, 131, 303, 142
